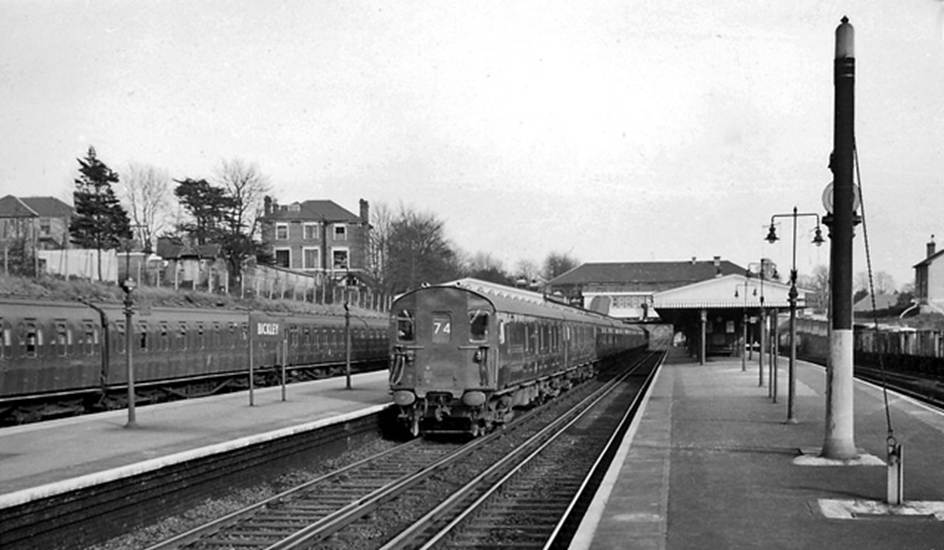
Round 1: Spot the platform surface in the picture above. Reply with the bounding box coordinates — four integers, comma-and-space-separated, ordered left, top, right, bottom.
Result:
0, 371, 391, 508
572, 352, 944, 549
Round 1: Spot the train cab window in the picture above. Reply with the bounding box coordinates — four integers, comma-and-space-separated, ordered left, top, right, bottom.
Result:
396, 309, 415, 342
138, 321, 148, 351
469, 309, 489, 342
431, 313, 451, 344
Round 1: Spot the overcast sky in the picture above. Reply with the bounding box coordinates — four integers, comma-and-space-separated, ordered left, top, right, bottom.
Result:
2, 1, 943, 288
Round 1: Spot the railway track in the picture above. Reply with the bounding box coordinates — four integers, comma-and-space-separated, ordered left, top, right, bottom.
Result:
145, 351, 662, 550
854, 365, 944, 409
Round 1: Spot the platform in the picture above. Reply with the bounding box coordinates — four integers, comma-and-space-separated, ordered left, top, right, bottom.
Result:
573, 353, 944, 549
0, 371, 391, 509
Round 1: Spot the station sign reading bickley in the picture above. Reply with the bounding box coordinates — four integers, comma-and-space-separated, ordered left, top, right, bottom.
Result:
249, 312, 283, 341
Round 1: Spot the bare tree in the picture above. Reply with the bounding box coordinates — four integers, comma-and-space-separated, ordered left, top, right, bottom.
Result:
215, 159, 270, 238
855, 270, 896, 295
466, 251, 512, 285
367, 202, 395, 294
542, 251, 580, 281
514, 259, 540, 288
797, 264, 829, 313
120, 163, 170, 253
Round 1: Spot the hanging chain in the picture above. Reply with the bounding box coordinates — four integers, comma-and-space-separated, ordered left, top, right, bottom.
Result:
854, 140, 895, 440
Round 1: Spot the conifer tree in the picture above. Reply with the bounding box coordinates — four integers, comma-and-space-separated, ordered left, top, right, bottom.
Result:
70, 146, 132, 281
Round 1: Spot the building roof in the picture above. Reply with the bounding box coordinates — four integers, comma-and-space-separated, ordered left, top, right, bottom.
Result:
548, 259, 747, 292
263, 200, 361, 223
0, 195, 39, 218
20, 197, 73, 218
156, 239, 221, 259
853, 292, 899, 312
914, 249, 944, 268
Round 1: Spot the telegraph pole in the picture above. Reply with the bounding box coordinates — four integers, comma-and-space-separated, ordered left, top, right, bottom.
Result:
822, 16, 857, 459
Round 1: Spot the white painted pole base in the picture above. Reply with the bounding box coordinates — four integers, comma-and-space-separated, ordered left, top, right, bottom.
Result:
887, 440, 903, 506
822, 329, 857, 459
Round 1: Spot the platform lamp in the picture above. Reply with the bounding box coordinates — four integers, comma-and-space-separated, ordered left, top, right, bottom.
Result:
766, 206, 825, 423
734, 274, 758, 372
120, 273, 137, 428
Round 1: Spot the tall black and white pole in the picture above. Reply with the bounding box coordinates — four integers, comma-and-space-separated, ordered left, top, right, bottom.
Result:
822, 16, 857, 459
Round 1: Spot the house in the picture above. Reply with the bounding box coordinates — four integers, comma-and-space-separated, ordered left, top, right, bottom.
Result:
155, 237, 227, 290
0, 195, 73, 250
546, 256, 747, 320
258, 197, 370, 284
913, 235, 944, 314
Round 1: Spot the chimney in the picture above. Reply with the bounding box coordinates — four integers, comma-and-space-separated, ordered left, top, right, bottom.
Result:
263, 195, 272, 216
928, 235, 936, 258
713, 255, 722, 277
691, 256, 697, 265
359, 199, 369, 225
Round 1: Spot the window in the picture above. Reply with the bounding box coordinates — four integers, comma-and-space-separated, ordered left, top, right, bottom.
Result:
332, 249, 349, 269
333, 224, 346, 240
160, 322, 170, 351
396, 309, 415, 342
55, 321, 68, 356
303, 247, 320, 269
83, 321, 97, 355
1, 323, 11, 359
274, 248, 291, 268
197, 323, 205, 349
179, 322, 188, 350
469, 309, 489, 342
39, 219, 51, 235
115, 321, 126, 354
275, 223, 289, 240
432, 313, 452, 343
138, 321, 148, 351
303, 223, 319, 240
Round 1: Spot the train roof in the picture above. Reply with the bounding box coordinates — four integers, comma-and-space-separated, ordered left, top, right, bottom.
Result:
401, 278, 629, 328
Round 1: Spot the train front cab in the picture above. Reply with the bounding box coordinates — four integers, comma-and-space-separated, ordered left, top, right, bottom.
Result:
389, 287, 498, 436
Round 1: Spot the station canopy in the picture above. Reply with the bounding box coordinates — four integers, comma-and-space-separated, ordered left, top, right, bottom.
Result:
652, 274, 801, 311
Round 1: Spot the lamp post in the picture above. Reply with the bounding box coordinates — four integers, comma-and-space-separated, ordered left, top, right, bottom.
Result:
766, 206, 826, 423
120, 275, 137, 428
744, 260, 768, 388
734, 274, 758, 372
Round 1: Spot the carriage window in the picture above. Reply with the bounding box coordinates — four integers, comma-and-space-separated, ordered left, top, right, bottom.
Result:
139, 321, 148, 351
1, 324, 11, 358
22, 322, 39, 357
179, 322, 188, 350
469, 309, 489, 342
160, 323, 170, 351
115, 321, 126, 354
56, 321, 68, 356
83, 322, 96, 355
396, 309, 415, 342
197, 323, 205, 349
432, 313, 452, 343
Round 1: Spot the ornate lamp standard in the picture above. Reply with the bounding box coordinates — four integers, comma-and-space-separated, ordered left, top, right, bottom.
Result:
120, 275, 137, 428
765, 206, 825, 423
734, 273, 758, 372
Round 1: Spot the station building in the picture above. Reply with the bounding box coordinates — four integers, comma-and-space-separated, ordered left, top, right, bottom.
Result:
547, 257, 807, 363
